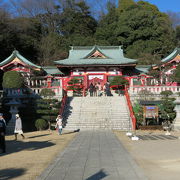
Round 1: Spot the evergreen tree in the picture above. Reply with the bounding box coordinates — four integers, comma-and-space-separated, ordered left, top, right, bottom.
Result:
171, 65, 180, 83
115, 1, 176, 63
36, 89, 60, 130
59, 1, 97, 46
175, 26, 180, 46
67, 78, 83, 96
118, 0, 135, 13
95, 2, 119, 45
159, 90, 176, 124
3, 71, 24, 89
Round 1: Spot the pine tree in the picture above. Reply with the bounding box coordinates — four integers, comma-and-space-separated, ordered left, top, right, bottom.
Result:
36, 89, 60, 130
67, 78, 83, 96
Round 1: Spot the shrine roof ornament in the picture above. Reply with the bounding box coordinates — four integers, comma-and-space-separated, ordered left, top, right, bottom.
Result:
54, 45, 137, 66
83, 45, 109, 59
161, 47, 180, 63
0, 50, 41, 69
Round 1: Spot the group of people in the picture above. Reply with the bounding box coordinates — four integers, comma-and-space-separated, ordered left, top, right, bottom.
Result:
0, 113, 25, 154
89, 81, 111, 97
0, 113, 64, 154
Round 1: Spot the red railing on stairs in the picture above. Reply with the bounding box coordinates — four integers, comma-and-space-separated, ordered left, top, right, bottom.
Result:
59, 90, 67, 116
124, 87, 136, 130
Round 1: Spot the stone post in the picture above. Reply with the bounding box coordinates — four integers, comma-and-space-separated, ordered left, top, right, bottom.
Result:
172, 99, 180, 131
6, 99, 20, 134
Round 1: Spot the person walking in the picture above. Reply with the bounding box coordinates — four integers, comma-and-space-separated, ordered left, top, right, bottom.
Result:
56, 114, 62, 122
89, 83, 94, 97
14, 114, 25, 140
56, 116, 63, 135
94, 83, 98, 96
0, 113, 6, 153
97, 82, 102, 96
105, 81, 111, 96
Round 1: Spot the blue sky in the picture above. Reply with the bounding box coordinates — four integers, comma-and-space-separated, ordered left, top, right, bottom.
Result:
139, 0, 180, 12
2, 0, 180, 13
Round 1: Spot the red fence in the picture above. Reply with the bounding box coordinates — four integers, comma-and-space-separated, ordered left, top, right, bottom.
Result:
124, 87, 136, 130
59, 90, 67, 116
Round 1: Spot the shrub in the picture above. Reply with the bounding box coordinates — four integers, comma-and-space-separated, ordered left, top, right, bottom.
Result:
67, 78, 83, 96
2, 71, 24, 88
138, 89, 153, 100
160, 90, 173, 98
35, 119, 48, 131
40, 88, 55, 98
133, 102, 143, 126
110, 76, 129, 87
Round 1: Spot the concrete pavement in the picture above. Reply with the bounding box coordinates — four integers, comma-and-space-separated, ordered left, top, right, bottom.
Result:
37, 131, 147, 180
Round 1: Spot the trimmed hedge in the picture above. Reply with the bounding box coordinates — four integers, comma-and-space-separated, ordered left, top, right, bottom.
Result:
3, 71, 23, 88
35, 119, 48, 131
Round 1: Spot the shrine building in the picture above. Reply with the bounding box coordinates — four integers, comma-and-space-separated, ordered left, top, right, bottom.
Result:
0, 46, 179, 96
55, 46, 140, 90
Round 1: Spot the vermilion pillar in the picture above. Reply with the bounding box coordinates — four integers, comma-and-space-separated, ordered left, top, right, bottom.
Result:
47, 75, 53, 88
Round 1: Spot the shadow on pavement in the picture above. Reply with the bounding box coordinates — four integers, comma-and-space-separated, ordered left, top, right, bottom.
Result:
63, 129, 80, 135
0, 168, 26, 180
28, 133, 51, 139
86, 169, 108, 180
1, 140, 55, 156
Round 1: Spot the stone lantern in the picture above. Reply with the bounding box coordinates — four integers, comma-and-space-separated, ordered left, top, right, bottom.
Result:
6, 98, 21, 134
172, 99, 180, 131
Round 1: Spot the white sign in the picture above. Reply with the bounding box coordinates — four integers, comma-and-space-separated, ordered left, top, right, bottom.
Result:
88, 75, 104, 80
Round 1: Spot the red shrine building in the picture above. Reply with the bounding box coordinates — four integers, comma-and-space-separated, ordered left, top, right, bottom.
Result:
0, 46, 179, 96
55, 46, 138, 90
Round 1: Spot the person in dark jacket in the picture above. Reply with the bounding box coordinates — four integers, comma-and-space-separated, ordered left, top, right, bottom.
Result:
0, 113, 6, 153
105, 82, 111, 96
89, 83, 94, 97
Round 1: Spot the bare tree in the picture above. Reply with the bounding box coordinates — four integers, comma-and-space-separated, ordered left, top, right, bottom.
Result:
86, 0, 117, 19
9, 0, 58, 17
166, 11, 180, 28
9, 0, 62, 33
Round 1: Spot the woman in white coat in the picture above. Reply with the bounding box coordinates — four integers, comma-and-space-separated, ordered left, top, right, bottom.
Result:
14, 114, 25, 140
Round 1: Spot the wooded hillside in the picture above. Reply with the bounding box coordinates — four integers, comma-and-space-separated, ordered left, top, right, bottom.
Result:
0, 0, 179, 65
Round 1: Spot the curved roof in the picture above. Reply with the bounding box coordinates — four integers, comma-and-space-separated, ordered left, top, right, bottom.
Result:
42, 66, 63, 75
0, 50, 41, 69
54, 46, 137, 66
161, 48, 180, 63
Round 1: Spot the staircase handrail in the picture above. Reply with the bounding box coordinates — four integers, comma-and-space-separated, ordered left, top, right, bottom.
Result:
124, 87, 136, 130
59, 90, 67, 116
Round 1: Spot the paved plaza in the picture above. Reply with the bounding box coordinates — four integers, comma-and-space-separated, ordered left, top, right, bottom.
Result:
37, 130, 147, 180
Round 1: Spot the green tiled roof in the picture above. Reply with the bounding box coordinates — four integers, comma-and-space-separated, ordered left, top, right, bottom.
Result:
54, 46, 137, 66
42, 66, 63, 75
0, 50, 41, 68
161, 48, 180, 63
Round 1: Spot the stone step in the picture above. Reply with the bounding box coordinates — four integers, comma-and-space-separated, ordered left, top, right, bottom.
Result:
64, 96, 132, 130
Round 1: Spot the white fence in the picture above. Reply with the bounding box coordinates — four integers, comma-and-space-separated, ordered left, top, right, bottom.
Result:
3, 87, 63, 99
129, 86, 180, 95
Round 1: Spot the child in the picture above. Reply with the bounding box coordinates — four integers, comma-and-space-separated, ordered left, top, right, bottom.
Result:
56, 115, 63, 135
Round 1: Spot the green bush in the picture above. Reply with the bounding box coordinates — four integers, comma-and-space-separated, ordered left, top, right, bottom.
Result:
160, 90, 173, 98
35, 119, 48, 131
2, 71, 24, 88
133, 102, 143, 126
40, 88, 55, 97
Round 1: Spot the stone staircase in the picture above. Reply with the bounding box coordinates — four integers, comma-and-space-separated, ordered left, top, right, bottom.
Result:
63, 96, 132, 130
